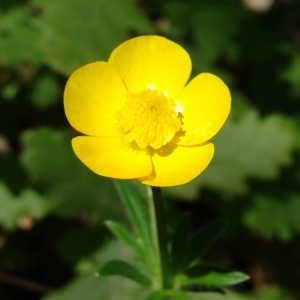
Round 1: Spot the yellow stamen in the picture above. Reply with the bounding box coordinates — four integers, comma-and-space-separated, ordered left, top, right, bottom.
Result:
117, 89, 181, 149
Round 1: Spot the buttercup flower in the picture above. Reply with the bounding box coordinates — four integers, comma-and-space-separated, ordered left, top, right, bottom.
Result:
64, 36, 230, 186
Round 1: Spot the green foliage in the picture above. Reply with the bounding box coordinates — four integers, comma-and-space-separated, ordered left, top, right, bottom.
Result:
99, 259, 151, 288
147, 289, 191, 300
105, 220, 145, 260
0, 0, 152, 74
167, 110, 297, 198
112, 180, 158, 277
172, 218, 226, 271
282, 53, 300, 96
20, 128, 123, 222
183, 221, 227, 269
42, 240, 146, 300
244, 195, 300, 241
0, 7, 41, 64
35, 0, 152, 74
0, 181, 49, 230
178, 264, 249, 287
186, 288, 289, 300
164, 2, 245, 67
31, 72, 60, 109
171, 214, 191, 271
105, 181, 247, 297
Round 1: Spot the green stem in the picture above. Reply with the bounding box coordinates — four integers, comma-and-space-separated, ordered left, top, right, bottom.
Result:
149, 186, 170, 290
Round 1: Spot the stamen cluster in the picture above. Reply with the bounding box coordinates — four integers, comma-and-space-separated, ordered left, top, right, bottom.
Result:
118, 89, 181, 149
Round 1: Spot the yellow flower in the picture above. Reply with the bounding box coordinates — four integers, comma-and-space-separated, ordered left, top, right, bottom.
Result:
64, 36, 230, 187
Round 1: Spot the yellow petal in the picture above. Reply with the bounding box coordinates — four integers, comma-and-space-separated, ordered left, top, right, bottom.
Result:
176, 73, 231, 145
64, 62, 127, 137
108, 35, 191, 98
72, 136, 152, 179
139, 143, 214, 187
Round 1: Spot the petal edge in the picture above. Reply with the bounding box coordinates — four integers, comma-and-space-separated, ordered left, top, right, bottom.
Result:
109, 35, 191, 98
72, 136, 152, 179
139, 143, 214, 187
176, 73, 231, 145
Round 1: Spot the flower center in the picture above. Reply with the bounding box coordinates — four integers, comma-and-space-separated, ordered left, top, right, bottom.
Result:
117, 89, 181, 149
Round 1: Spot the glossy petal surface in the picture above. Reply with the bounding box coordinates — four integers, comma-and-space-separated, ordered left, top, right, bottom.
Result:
176, 73, 231, 145
64, 36, 231, 186
140, 143, 214, 186
72, 136, 152, 179
109, 36, 191, 98
64, 62, 127, 137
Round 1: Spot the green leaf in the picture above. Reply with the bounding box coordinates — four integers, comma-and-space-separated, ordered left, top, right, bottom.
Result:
171, 214, 191, 271
186, 287, 288, 300
0, 181, 50, 230
114, 181, 151, 239
99, 259, 151, 288
42, 273, 142, 300
187, 289, 251, 300
282, 54, 300, 96
170, 290, 191, 300
184, 220, 227, 269
0, 0, 153, 71
34, 0, 153, 74
244, 195, 300, 241
105, 220, 144, 260
1, 80, 20, 100
166, 111, 297, 198
163, 3, 246, 67
114, 180, 155, 269
192, 5, 245, 65
31, 73, 60, 109
146, 289, 191, 300
182, 285, 224, 294
146, 290, 170, 300
20, 128, 123, 223
178, 264, 249, 287
42, 240, 146, 300
0, 7, 42, 64
256, 287, 289, 300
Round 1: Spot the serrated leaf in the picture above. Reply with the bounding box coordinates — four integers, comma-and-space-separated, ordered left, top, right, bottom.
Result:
184, 220, 227, 268
20, 128, 123, 223
42, 273, 143, 300
0, 181, 50, 230
105, 220, 144, 260
34, 0, 153, 74
166, 111, 297, 199
244, 195, 300, 241
42, 240, 146, 300
178, 264, 249, 287
99, 259, 151, 288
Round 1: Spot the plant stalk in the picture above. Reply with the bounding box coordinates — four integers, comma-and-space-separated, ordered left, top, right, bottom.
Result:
149, 186, 170, 290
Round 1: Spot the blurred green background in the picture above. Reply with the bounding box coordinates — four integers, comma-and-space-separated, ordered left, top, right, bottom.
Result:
1, 0, 300, 299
